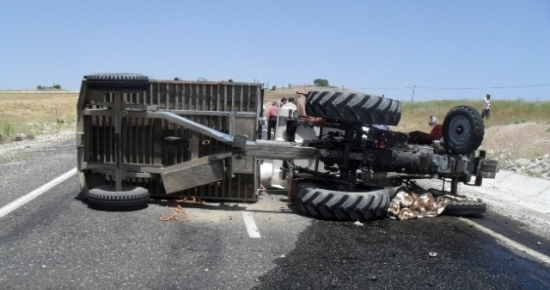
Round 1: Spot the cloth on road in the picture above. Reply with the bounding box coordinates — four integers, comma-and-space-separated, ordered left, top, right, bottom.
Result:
387, 187, 482, 220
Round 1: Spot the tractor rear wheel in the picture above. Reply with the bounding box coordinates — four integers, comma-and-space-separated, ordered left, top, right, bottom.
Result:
305, 91, 401, 125
292, 181, 390, 222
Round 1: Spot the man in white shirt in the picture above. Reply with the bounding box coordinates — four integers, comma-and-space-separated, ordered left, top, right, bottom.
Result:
282, 97, 297, 109
481, 94, 491, 119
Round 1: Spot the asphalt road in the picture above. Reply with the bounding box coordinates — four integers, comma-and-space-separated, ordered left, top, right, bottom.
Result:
0, 141, 549, 290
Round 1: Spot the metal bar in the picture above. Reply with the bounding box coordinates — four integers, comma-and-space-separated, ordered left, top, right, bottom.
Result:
149, 111, 237, 144
129, 116, 134, 163
178, 111, 256, 118
240, 141, 316, 160
247, 84, 251, 112
114, 93, 123, 191
224, 85, 228, 111
240, 85, 244, 112
166, 83, 170, 110
202, 84, 206, 111
186, 84, 191, 110
216, 84, 220, 112
209, 85, 213, 112
109, 116, 114, 163
175, 83, 179, 110
81, 162, 164, 173
231, 85, 235, 112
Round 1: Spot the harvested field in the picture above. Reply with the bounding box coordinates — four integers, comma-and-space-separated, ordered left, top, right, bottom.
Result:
0, 91, 78, 142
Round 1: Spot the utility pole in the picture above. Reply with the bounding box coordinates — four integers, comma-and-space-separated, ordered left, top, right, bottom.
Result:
411, 85, 416, 102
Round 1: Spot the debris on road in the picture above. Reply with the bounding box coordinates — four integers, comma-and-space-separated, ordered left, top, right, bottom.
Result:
353, 221, 364, 227
387, 183, 485, 220
159, 196, 204, 222
387, 187, 452, 220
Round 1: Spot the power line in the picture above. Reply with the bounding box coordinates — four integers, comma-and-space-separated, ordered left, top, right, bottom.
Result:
345, 83, 550, 91
416, 84, 550, 90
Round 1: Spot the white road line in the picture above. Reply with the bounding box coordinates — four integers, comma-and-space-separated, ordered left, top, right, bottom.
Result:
0, 167, 77, 219
242, 212, 261, 238
459, 217, 550, 266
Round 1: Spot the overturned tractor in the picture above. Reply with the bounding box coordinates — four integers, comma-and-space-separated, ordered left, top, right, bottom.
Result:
76, 73, 497, 221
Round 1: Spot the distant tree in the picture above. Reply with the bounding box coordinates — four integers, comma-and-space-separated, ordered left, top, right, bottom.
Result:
313, 78, 330, 87
288, 83, 291, 89
53, 84, 61, 89
37, 85, 43, 90
271, 85, 277, 91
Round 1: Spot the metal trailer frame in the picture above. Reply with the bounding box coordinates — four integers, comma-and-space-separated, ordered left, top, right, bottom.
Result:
76, 78, 289, 202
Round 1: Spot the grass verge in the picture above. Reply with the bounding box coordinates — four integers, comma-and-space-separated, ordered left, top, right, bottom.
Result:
0, 91, 78, 143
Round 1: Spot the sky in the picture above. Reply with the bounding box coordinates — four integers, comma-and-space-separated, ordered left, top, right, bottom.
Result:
1, 0, 549, 102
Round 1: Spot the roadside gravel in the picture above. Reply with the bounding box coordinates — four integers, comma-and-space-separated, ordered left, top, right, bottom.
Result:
0, 130, 74, 162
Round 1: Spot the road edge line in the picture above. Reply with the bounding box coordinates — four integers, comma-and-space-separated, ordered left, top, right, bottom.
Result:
458, 217, 550, 266
0, 167, 77, 219
242, 211, 261, 238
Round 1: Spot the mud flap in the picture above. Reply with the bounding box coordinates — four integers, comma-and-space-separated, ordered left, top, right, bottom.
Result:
161, 152, 231, 194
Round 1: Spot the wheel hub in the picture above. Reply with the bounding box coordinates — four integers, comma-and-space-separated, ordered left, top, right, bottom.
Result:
448, 116, 471, 147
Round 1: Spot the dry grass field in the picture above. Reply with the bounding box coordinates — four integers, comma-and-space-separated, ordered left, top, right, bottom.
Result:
0, 91, 78, 142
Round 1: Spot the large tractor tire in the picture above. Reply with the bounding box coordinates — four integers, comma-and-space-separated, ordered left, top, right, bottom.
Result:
442, 200, 486, 216
84, 73, 150, 92
88, 185, 150, 211
443, 106, 484, 154
293, 181, 391, 222
305, 91, 401, 125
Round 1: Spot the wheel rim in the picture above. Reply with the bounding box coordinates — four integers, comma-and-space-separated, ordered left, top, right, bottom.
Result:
447, 115, 471, 147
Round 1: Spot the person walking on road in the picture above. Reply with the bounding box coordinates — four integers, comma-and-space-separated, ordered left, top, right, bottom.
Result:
265, 101, 279, 140
481, 94, 491, 119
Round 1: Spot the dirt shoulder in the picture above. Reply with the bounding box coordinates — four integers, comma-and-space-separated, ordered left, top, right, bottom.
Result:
0, 130, 75, 163
481, 122, 550, 159
480, 122, 550, 179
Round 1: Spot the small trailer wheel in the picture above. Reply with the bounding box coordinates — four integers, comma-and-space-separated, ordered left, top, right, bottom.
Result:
84, 73, 150, 92
88, 185, 150, 211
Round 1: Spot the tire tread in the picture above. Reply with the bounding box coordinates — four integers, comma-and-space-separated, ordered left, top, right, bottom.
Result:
305, 91, 401, 125
294, 182, 390, 222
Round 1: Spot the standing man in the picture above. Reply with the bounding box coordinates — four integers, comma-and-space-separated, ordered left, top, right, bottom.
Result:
481, 94, 491, 119
265, 101, 279, 140
280, 97, 288, 107
429, 115, 439, 126
282, 97, 297, 109
428, 115, 443, 140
